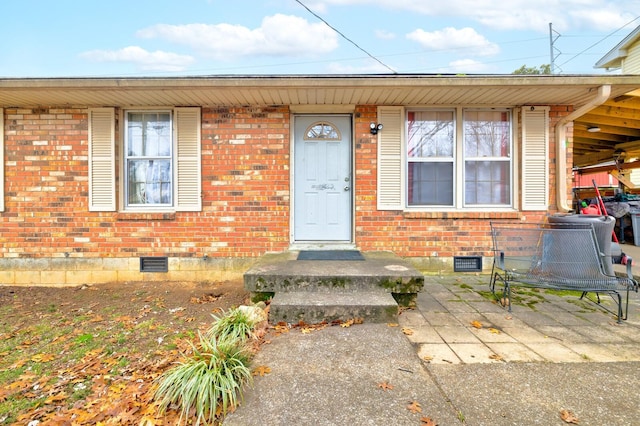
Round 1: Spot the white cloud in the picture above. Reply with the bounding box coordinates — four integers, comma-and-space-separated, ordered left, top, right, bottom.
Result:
406, 27, 499, 56
569, 8, 636, 32
446, 58, 491, 73
375, 29, 396, 40
319, 0, 636, 32
137, 14, 339, 60
80, 46, 195, 72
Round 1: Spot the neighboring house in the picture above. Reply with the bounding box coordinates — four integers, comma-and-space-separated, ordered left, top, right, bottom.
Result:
595, 25, 640, 73
0, 75, 639, 286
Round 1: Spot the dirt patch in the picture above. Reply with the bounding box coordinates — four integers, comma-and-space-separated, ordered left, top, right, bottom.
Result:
0, 280, 250, 424
0, 280, 248, 327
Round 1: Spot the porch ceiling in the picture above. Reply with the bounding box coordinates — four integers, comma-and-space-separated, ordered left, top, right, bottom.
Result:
1, 74, 640, 169
1, 74, 638, 108
573, 89, 640, 168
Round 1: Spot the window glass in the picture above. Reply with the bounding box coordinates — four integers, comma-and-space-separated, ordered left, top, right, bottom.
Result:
125, 112, 173, 206
406, 108, 512, 208
407, 111, 455, 206
408, 162, 454, 205
463, 110, 511, 206
407, 111, 454, 158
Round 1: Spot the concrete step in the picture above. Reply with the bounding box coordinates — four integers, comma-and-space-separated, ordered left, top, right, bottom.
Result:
269, 291, 398, 324
244, 253, 424, 295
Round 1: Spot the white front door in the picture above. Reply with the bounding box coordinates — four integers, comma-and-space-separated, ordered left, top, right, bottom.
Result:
294, 115, 352, 241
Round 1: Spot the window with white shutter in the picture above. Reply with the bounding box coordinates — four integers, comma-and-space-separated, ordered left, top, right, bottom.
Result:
88, 107, 201, 212
174, 107, 202, 211
377, 106, 404, 210
521, 106, 549, 211
381, 106, 515, 211
88, 108, 116, 211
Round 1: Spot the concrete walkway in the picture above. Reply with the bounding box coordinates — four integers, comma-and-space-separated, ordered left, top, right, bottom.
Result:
224, 274, 640, 425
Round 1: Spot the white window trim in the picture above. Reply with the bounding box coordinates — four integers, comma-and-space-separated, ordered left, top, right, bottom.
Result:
403, 106, 515, 211
123, 109, 174, 210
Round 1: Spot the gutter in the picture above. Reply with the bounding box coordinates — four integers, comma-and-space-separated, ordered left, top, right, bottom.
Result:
554, 84, 611, 212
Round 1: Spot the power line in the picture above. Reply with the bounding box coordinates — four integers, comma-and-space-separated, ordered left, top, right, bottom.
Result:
557, 15, 640, 69
293, 0, 397, 74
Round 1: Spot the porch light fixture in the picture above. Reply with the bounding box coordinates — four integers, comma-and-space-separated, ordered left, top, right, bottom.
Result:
587, 126, 601, 132
370, 122, 383, 135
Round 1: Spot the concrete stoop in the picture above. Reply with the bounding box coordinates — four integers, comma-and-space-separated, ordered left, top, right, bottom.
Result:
269, 291, 398, 324
243, 251, 424, 324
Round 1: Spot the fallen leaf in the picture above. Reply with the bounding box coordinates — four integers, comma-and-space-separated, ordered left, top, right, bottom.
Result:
422, 355, 434, 362
387, 323, 399, 327
488, 328, 501, 334
31, 353, 55, 363
45, 392, 68, 404
190, 293, 222, 304
401, 327, 414, 336
341, 319, 354, 328
252, 365, 271, 377
489, 354, 504, 361
377, 381, 394, 391
560, 409, 579, 424
421, 417, 438, 426
407, 401, 422, 414
301, 327, 313, 334
470, 320, 483, 329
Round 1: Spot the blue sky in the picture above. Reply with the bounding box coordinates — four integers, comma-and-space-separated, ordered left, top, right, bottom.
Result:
1, 0, 639, 77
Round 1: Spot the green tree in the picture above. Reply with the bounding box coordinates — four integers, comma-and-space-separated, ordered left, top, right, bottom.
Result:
512, 64, 552, 74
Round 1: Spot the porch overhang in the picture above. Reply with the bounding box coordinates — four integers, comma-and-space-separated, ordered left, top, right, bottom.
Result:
0, 74, 638, 110
2, 74, 640, 170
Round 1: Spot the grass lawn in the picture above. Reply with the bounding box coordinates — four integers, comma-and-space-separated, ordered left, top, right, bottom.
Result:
0, 280, 249, 425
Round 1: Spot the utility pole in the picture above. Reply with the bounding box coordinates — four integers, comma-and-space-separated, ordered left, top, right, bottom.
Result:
549, 23, 561, 74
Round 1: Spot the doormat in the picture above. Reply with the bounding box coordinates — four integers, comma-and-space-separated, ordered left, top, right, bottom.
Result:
297, 250, 365, 261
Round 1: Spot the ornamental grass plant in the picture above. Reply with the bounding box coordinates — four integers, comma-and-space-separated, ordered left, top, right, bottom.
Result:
206, 307, 261, 342
154, 306, 264, 425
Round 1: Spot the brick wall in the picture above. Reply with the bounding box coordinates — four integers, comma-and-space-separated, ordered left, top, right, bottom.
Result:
352, 105, 572, 261
0, 104, 573, 284
2, 106, 291, 262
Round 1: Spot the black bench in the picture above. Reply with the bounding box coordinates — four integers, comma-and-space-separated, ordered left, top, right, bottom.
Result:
490, 221, 638, 323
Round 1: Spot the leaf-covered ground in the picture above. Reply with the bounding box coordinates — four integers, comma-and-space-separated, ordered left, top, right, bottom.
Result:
0, 280, 249, 425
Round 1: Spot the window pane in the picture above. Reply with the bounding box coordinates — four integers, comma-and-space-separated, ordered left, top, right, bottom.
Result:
407, 111, 454, 158
464, 161, 510, 205
127, 160, 172, 205
464, 110, 510, 158
408, 162, 454, 206
127, 112, 171, 157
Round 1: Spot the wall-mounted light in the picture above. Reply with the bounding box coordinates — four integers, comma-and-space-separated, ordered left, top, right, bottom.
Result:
587, 126, 601, 133
370, 122, 383, 135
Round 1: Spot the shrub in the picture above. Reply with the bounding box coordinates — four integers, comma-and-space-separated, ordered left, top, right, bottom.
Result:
206, 307, 262, 342
154, 333, 252, 425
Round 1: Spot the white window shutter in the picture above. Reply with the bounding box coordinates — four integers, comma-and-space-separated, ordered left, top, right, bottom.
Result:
0, 108, 4, 212
88, 108, 116, 211
377, 106, 404, 210
521, 106, 549, 211
174, 107, 202, 211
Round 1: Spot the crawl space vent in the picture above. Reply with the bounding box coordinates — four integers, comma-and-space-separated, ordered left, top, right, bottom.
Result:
453, 256, 482, 272
140, 256, 168, 272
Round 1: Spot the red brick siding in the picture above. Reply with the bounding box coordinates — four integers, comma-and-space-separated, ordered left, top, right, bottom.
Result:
2, 106, 290, 259
1, 104, 572, 261
352, 105, 572, 258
